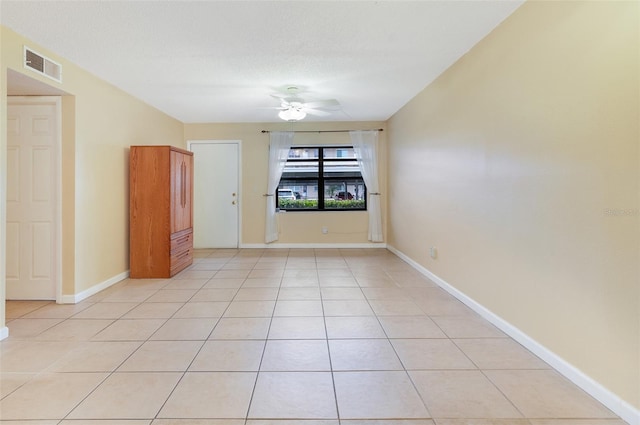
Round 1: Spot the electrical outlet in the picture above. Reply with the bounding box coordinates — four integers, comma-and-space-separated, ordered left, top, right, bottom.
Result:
429, 247, 438, 259
321, 227, 329, 234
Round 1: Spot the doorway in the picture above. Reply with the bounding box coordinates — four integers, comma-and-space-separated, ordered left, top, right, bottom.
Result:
6, 97, 61, 300
188, 140, 241, 248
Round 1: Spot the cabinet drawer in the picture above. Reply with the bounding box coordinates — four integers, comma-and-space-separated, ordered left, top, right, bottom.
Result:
171, 228, 193, 255
169, 228, 193, 276
170, 247, 193, 275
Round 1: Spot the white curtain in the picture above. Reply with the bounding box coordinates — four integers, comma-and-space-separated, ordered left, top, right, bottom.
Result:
351, 130, 383, 242
265, 131, 294, 243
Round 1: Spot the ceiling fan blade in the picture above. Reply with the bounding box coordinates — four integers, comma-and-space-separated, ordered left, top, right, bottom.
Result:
303, 108, 332, 117
302, 99, 340, 110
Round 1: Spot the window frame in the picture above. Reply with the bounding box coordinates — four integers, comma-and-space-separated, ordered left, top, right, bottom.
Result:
277, 145, 367, 211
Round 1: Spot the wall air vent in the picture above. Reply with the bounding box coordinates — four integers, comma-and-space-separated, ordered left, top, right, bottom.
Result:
23, 46, 62, 83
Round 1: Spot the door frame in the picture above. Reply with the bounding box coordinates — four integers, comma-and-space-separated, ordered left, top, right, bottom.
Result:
6, 96, 62, 302
187, 139, 242, 249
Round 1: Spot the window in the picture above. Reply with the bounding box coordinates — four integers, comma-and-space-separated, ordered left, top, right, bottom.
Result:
277, 146, 366, 211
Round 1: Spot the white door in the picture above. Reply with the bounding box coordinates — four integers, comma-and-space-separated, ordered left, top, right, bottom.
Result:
189, 141, 240, 248
6, 97, 60, 300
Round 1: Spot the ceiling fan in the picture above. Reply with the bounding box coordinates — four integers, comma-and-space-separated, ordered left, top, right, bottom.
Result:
270, 86, 341, 121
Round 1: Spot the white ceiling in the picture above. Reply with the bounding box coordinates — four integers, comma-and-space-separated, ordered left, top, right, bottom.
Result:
1, 1, 524, 123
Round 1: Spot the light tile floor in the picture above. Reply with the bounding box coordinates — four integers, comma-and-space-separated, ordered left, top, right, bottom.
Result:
1, 248, 627, 425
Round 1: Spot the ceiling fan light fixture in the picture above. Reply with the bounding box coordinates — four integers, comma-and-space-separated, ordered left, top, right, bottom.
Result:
278, 107, 306, 121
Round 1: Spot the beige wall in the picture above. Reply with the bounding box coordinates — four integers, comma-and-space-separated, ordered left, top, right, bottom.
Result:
184, 121, 387, 246
387, 0, 639, 410
0, 26, 183, 318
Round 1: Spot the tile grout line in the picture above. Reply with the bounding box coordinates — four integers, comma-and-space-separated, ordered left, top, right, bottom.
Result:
317, 251, 343, 424
242, 248, 282, 423
64, 268, 209, 421
357, 256, 435, 422
150, 251, 237, 422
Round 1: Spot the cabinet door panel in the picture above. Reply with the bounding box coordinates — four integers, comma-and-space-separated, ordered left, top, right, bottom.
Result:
183, 153, 193, 230
170, 150, 192, 233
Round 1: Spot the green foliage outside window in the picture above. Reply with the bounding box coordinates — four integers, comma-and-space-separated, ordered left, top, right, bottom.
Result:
279, 199, 365, 210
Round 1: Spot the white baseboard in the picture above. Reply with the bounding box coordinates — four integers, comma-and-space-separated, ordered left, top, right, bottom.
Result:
0, 326, 8, 341
387, 244, 639, 425
240, 242, 387, 249
59, 270, 130, 304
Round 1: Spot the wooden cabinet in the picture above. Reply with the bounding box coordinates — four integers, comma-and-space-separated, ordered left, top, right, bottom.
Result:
130, 145, 194, 278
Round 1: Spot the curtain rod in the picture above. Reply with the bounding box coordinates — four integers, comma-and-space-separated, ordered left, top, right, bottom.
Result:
261, 129, 383, 134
